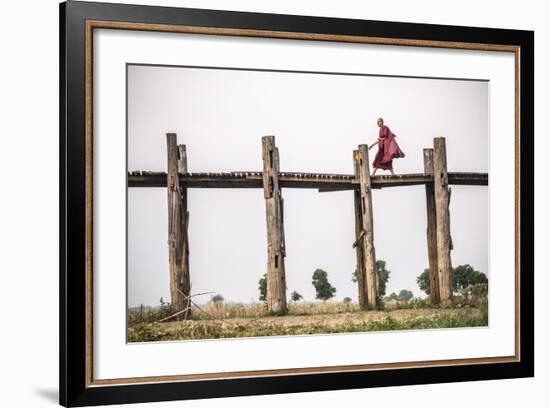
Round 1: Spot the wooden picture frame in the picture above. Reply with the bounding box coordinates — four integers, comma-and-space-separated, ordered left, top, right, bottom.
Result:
60, 1, 534, 406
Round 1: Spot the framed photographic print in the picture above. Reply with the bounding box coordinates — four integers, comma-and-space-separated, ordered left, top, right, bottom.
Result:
59, 0, 534, 406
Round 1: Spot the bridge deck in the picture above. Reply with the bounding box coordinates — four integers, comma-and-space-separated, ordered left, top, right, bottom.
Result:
128, 171, 488, 190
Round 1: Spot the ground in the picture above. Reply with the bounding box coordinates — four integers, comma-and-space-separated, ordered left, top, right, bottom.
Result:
128, 301, 488, 342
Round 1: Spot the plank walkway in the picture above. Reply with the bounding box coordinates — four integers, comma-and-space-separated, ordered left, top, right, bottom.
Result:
127, 170, 488, 190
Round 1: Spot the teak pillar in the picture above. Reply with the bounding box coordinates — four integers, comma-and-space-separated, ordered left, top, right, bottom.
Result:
262, 136, 287, 315
357, 145, 378, 308
167, 133, 191, 315
433, 138, 453, 306
353, 150, 368, 309
423, 148, 440, 304
178, 143, 191, 315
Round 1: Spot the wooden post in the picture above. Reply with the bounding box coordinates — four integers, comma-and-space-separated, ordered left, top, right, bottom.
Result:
353, 150, 368, 309
357, 145, 378, 309
424, 148, 440, 304
178, 144, 191, 317
166, 133, 191, 315
433, 138, 453, 306
262, 136, 287, 314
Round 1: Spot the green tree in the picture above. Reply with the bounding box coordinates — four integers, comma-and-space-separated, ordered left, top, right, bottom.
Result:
258, 273, 267, 302
312, 269, 336, 301
343, 297, 352, 304
211, 294, 224, 303
453, 264, 488, 291
397, 289, 414, 301
385, 292, 398, 301
352, 260, 391, 296
417, 265, 488, 295
290, 291, 303, 302
376, 260, 391, 296
416, 269, 431, 295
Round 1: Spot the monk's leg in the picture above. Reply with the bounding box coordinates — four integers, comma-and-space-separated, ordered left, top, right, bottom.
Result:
372, 168, 378, 176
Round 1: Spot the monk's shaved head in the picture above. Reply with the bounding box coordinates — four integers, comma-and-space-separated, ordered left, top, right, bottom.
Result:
377, 117, 384, 127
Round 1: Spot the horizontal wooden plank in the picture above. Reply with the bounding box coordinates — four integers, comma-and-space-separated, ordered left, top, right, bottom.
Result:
127, 171, 488, 189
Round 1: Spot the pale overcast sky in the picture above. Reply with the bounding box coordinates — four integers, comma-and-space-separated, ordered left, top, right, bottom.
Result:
127, 64, 488, 307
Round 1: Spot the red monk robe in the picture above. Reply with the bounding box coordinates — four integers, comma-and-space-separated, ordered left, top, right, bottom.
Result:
372, 125, 405, 170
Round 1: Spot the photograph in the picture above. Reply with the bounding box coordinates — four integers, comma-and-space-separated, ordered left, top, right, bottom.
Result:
126, 64, 489, 342
55, 1, 534, 405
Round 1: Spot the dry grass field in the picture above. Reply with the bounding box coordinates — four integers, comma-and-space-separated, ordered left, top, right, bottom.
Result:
128, 299, 488, 342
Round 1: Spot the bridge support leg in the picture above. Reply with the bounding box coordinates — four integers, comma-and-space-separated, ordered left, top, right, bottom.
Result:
262, 136, 287, 315
167, 133, 191, 317
433, 138, 453, 306
423, 148, 440, 304
357, 145, 378, 309
353, 150, 368, 309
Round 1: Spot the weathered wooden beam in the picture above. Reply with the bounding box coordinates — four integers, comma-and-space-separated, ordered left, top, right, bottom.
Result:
357, 145, 378, 309
178, 144, 191, 318
318, 186, 354, 193
166, 134, 191, 315
352, 230, 366, 249
128, 171, 488, 189
353, 150, 368, 309
433, 138, 453, 306
423, 148, 440, 304
177, 145, 187, 173
262, 136, 287, 315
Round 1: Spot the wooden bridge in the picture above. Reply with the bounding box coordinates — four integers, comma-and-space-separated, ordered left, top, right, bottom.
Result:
128, 134, 488, 315
128, 170, 487, 190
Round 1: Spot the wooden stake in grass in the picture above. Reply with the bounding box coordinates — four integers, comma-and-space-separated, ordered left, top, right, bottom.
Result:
423, 148, 440, 304
353, 149, 368, 309
433, 137, 453, 306
357, 145, 378, 309
262, 136, 287, 315
167, 133, 191, 316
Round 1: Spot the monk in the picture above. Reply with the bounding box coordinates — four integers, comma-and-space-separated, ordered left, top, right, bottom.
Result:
369, 118, 405, 176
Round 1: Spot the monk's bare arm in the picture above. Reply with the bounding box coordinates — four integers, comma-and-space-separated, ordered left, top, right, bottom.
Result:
369, 138, 384, 150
